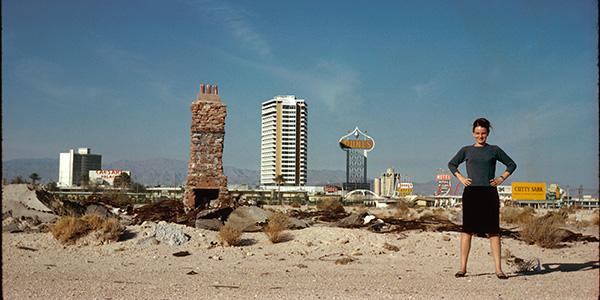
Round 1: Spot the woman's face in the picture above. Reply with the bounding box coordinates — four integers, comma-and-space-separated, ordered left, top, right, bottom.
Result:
472, 126, 488, 145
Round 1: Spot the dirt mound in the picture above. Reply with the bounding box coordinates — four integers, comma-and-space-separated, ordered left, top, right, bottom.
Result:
2, 184, 59, 222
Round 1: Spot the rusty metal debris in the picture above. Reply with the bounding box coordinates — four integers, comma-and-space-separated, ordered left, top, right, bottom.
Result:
173, 251, 191, 257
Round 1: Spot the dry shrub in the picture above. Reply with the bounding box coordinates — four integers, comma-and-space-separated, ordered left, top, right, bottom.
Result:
395, 201, 412, 220
82, 214, 105, 229
519, 212, 568, 248
431, 208, 449, 220
559, 205, 577, 215
540, 210, 568, 225
500, 206, 535, 225
264, 212, 290, 243
218, 224, 242, 246
317, 198, 345, 214
51, 217, 90, 244
592, 209, 600, 225
97, 217, 123, 242
51, 215, 123, 244
574, 220, 591, 230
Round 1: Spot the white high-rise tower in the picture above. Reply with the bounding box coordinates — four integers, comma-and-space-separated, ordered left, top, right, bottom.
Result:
260, 95, 307, 186
58, 148, 102, 187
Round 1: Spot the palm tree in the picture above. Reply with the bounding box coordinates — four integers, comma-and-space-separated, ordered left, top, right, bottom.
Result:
29, 173, 41, 185
274, 175, 286, 205
113, 173, 132, 190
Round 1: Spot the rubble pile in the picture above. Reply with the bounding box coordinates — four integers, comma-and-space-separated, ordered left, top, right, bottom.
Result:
2, 184, 597, 249
132, 200, 188, 224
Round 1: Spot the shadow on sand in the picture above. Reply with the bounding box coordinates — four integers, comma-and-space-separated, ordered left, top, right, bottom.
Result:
118, 229, 138, 242
515, 261, 600, 277
457, 261, 599, 279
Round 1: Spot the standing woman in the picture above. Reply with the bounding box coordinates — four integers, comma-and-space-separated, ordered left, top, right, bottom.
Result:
448, 118, 516, 279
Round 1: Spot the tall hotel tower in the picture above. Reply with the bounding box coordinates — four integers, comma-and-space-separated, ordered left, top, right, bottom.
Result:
58, 148, 102, 187
260, 95, 307, 186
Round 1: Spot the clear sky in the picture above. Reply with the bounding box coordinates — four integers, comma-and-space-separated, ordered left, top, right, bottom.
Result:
2, 0, 598, 189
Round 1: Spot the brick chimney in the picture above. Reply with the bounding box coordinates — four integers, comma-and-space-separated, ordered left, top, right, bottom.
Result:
184, 83, 229, 210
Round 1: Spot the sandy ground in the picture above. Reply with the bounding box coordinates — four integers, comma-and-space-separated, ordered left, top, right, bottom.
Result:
3, 221, 599, 300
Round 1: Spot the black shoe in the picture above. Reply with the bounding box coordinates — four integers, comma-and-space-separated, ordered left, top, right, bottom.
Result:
454, 271, 466, 278
496, 272, 508, 279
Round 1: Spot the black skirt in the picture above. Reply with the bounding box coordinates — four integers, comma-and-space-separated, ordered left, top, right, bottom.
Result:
461, 186, 500, 234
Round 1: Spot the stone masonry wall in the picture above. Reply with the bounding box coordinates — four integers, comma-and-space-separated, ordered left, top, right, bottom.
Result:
184, 84, 229, 210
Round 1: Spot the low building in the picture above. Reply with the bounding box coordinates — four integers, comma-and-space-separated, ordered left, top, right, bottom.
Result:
89, 170, 131, 186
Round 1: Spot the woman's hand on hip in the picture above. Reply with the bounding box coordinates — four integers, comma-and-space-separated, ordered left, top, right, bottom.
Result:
490, 177, 504, 187
458, 175, 472, 186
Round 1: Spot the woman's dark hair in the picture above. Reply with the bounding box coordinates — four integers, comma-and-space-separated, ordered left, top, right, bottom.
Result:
472, 118, 492, 133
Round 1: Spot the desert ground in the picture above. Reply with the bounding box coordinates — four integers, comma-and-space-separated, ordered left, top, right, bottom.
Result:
3, 207, 599, 300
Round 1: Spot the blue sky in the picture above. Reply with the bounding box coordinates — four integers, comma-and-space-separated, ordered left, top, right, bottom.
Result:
2, 0, 598, 189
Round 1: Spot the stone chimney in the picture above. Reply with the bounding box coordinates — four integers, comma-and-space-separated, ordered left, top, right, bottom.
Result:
184, 83, 229, 210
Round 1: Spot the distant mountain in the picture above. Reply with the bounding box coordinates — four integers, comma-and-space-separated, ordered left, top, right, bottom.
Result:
3, 158, 597, 197
225, 167, 259, 187
2, 158, 58, 184
307, 169, 346, 186
105, 158, 187, 186
2, 158, 346, 187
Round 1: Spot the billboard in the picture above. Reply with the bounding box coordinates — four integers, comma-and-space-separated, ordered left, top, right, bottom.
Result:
398, 182, 414, 196
512, 182, 546, 200
338, 127, 375, 151
435, 173, 452, 196
339, 139, 374, 150
89, 170, 131, 186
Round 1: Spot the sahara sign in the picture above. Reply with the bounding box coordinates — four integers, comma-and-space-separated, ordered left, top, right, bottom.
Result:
511, 182, 546, 200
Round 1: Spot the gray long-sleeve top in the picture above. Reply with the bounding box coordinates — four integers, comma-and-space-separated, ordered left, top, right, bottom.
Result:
448, 144, 516, 186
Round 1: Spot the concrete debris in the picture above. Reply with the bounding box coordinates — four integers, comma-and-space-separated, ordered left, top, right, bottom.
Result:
2, 210, 13, 220
195, 218, 223, 231
506, 252, 541, 273
2, 217, 22, 233
225, 206, 271, 232
196, 207, 234, 220
287, 217, 310, 229
363, 215, 377, 224
85, 204, 114, 218
193, 207, 234, 230
136, 236, 160, 247
2, 216, 49, 233
35, 190, 86, 217
152, 222, 190, 246
335, 212, 371, 228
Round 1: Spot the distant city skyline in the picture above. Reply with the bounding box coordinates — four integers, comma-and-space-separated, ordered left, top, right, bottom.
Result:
2, 1, 598, 189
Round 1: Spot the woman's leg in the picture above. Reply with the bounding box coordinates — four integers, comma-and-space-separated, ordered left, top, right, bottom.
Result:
489, 234, 504, 274
459, 232, 472, 273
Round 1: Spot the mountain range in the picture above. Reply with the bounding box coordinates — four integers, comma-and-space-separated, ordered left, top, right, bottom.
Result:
1, 158, 349, 188
4, 158, 596, 196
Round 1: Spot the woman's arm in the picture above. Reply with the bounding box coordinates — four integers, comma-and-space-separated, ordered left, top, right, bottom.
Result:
490, 146, 516, 187
449, 147, 471, 186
